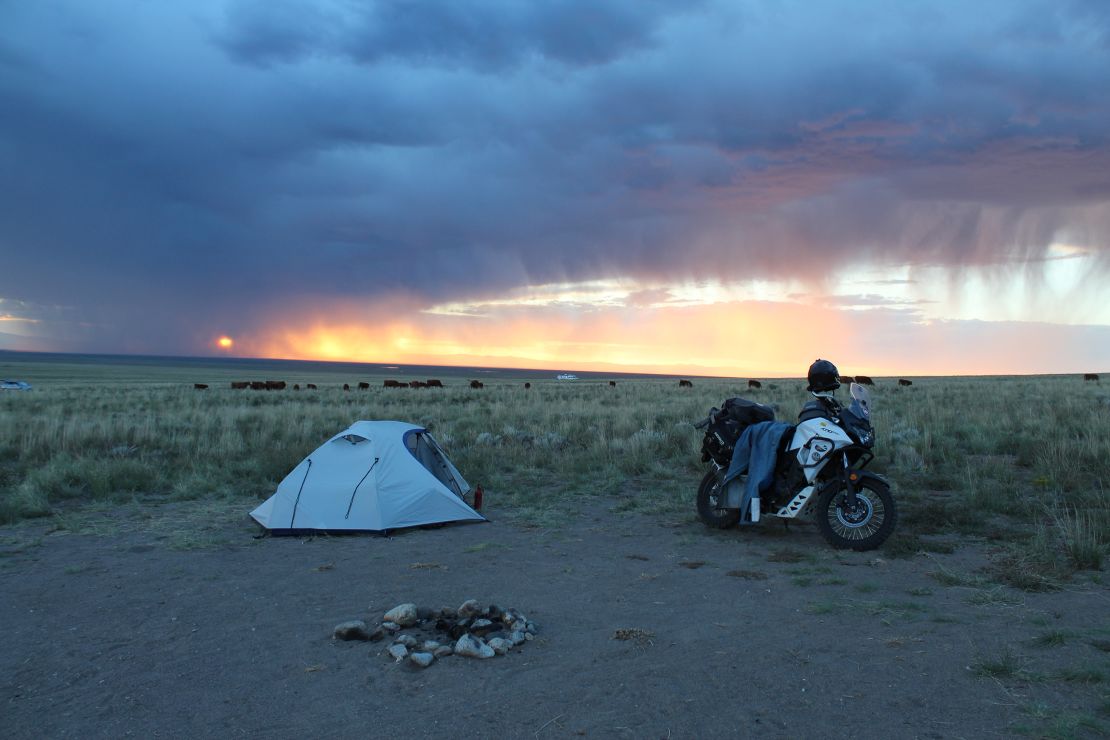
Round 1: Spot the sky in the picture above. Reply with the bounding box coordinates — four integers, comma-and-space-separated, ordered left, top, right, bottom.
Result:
1, 0, 1109, 376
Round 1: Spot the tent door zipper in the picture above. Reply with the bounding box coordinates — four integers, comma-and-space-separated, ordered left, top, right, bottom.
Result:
345, 457, 380, 519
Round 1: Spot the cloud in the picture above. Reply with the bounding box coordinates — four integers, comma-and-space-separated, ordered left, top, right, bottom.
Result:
0, 0, 1108, 360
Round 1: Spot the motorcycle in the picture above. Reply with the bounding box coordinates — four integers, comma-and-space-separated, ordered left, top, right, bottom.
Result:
693, 383, 896, 551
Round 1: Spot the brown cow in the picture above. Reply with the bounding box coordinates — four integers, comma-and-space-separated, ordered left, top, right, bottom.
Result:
357, 381, 370, 390
410, 381, 427, 388
747, 379, 762, 389
306, 383, 317, 390
838, 376, 855, 384
679, 379, 693, 388
426, 379, 444, 388
1084, 373, 1100, 381
609, 380, 616, 386
524, 382, 531, 389
231, 381, 249, 390
343, 383, 350, 391
854, 375, 875, 386
898, 379, 913, 386
469, 380, 484, 389
194, 383, 209, 390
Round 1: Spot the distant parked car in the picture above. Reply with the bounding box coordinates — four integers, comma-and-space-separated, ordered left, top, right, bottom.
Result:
0, 379, 32, 391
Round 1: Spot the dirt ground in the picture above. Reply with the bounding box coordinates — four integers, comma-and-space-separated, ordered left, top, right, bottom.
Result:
2, 498, 1107, 739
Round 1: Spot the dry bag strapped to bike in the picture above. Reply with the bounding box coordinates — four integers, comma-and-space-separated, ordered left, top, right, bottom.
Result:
699, 397, 775, 466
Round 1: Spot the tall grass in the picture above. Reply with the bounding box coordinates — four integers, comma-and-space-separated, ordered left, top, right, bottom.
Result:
1, 370, 1107, 569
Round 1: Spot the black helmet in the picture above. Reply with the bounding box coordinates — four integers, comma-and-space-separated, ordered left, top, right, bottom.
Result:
807, 359, 840, 392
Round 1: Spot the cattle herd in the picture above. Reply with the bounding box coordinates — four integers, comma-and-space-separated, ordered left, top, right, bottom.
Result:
189, 373, 1101, 391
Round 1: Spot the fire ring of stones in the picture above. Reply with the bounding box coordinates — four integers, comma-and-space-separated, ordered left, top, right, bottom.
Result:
333, 599, 537, 669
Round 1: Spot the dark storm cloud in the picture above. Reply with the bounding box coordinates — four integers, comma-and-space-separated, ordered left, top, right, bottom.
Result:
217, 0, 686, 69
1, 0, 1109, 352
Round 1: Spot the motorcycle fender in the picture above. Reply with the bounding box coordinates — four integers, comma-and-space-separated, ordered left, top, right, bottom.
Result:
851, 470, 889, 488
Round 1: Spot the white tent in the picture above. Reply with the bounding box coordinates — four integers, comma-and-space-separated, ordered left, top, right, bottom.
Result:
250, 421, 486, 532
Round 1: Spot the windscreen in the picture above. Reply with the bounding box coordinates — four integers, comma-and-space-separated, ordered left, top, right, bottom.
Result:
849, 383, 872, 420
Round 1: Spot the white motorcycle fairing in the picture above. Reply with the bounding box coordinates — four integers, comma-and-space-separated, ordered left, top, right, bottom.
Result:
789, 417, 853, 484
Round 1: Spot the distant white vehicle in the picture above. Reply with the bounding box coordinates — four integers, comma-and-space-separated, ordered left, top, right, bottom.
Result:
556, 373, 579, 380
0, 379, 32, 391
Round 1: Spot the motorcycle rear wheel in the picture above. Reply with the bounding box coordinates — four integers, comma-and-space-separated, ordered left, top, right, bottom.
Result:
815, 477, 896, 551
696, 470, 740, 529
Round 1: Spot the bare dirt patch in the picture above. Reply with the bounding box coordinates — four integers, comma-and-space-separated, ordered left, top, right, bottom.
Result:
2, 498, 1108, 738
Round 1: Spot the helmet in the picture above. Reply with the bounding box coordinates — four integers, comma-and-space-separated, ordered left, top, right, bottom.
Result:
807, 359, 840, 393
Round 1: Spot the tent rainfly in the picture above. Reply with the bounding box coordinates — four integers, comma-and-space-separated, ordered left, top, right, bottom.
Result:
250, 421, 486, 532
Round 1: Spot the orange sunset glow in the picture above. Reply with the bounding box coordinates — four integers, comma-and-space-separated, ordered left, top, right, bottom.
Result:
237, 272, 1109, 377
216, 336, 234, 350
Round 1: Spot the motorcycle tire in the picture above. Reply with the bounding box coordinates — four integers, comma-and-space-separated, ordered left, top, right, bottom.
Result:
696, 470, 740, 529
815, 477, 897, 551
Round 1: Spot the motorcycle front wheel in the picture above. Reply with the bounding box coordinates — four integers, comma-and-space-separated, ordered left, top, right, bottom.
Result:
815, 477, 896, 551
696, 470, 740, 529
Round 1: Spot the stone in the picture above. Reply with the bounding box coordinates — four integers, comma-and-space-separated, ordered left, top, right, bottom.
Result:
409, 652, 434, 668
524, 632, 534, 641
421, 640, 441, 652
470, 618, 495, 636
433, 646, 453, 658
387, 644, 409, 661
333, 620, 371, 641
510, 631, 526, 646
384, 603, 419, 628
454, 634, 495, 659
394, 634, 418, 648
381, 622, 401, 633
525, 621, 537, 634
367, 626, 386, 642
510, 619, 527, 633
457, 599, 481, 619
488, 637, 510, 655
416, 606, 435, 621
439, 607, 457, 619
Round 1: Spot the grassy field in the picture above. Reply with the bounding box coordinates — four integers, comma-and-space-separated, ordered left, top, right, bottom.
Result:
1, 355, 1107, 583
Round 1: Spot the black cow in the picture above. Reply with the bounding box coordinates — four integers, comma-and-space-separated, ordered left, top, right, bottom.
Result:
249, 381, 267, 390
410, 381, 427, 388
230, 381, 249, 390
357, 382, 370, 390
306, 383, 317, 390
1084, 373, 1100, 382
265, 380, 286, 390
898, 379, 913, 386
383, 379, 403, 388
854, 375, 875, 386
343, 383, 350, 391
747, 379, 762, 389
194, 383, 208, 390
524, 382, 531, 389
293, 384, 300, 390
609, 380, 616, 387
838, 375, 855, 384
426, 379, 444, 388
679, 379, 693, 388
469, 380, 484, 389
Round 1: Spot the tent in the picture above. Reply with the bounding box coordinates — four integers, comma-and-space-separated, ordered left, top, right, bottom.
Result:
250, 421, 486, 532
